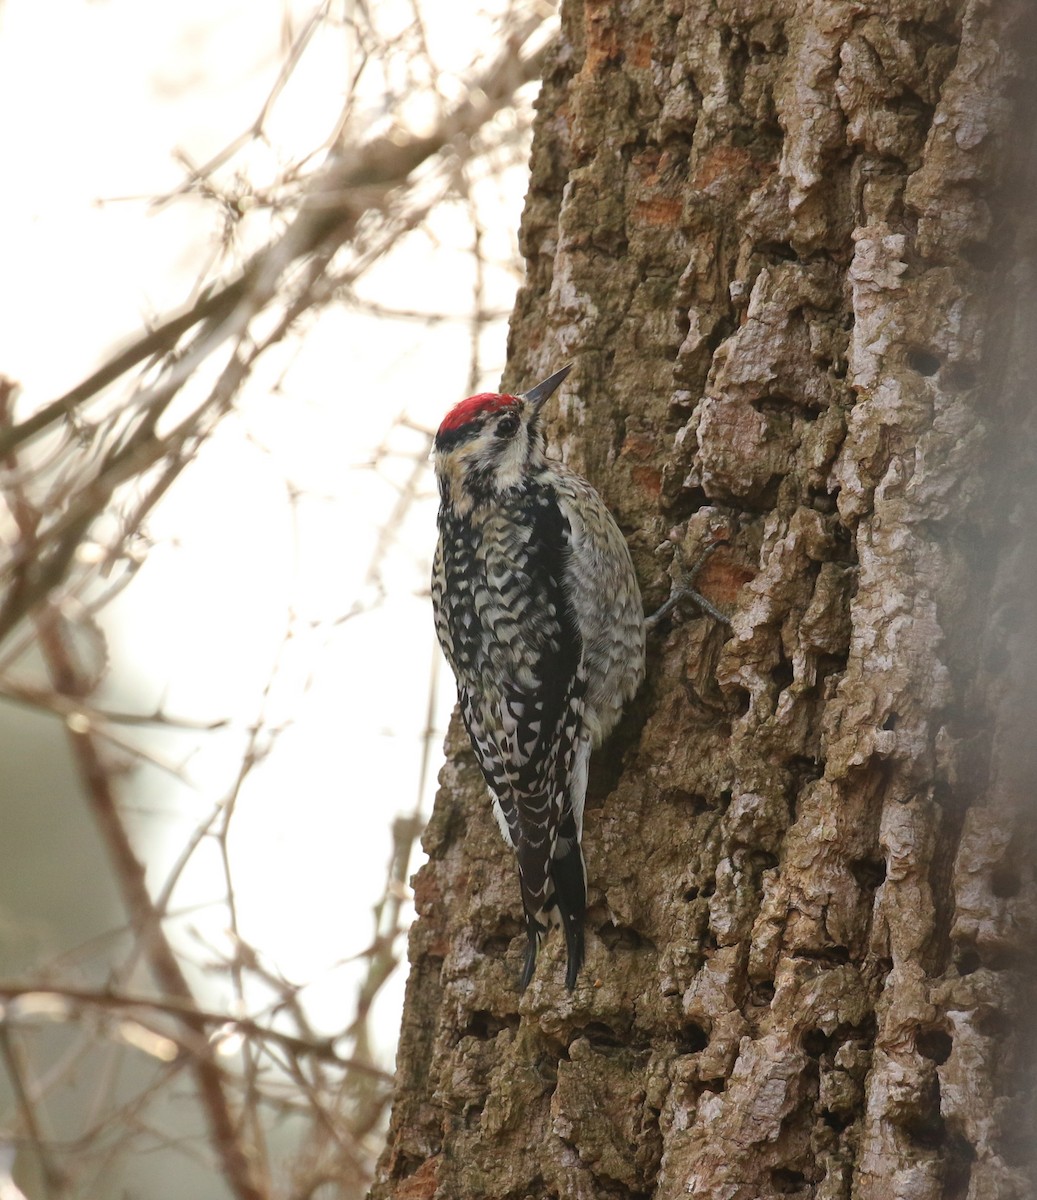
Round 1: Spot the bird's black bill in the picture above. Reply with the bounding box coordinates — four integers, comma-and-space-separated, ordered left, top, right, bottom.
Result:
522, 363, 573, 410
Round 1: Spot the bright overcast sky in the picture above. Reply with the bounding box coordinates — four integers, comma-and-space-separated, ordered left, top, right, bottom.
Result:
0, 0, 534, 1055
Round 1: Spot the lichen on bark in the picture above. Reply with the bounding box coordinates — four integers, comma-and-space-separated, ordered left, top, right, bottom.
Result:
371, 2, 1037, 1198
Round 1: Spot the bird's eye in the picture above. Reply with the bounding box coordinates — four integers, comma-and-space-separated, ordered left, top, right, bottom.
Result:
495, 413, 519, 438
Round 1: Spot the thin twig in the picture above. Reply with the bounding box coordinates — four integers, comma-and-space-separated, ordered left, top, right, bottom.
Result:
0, 985, 394, 1081
0, 13, 549, 462
1, 388, 267, 1200
0, 1023, 63, 1199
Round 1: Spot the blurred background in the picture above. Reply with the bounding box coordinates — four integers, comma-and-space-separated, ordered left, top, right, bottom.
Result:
0, 1, 553, 1195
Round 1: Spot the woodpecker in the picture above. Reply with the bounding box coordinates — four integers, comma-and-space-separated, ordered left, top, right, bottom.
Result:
431, 364, 646, 990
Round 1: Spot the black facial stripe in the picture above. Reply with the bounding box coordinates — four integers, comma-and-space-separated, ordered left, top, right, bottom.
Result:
434, 422, 481, 452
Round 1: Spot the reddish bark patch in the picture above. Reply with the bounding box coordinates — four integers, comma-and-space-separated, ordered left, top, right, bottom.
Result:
632, 197, 684, 226
621, 431, 657, 461
630, 32, 653, 68
699, 553, 754, 606
393, 1156, 439, 1200
693, 145, 758, 191
631, 465, 663, 495
582, 0, 620, 74
411, 867, 440, 913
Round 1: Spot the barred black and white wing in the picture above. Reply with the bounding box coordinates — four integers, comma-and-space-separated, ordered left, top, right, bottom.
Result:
432, 481, 587, 989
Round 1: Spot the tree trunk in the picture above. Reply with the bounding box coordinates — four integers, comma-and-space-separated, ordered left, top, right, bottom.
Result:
371, 2, 1036, 1198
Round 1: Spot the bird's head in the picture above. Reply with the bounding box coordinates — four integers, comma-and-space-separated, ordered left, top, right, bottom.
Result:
433, 364, 571, 510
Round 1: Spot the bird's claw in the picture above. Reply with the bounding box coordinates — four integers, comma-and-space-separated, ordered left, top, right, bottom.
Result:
646, 541, 731, 630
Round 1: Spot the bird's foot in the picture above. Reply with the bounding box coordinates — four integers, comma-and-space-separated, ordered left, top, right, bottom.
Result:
646, 541, 731, 631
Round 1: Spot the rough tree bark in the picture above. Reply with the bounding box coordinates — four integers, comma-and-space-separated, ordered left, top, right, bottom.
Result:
372, 2, 1036, 1198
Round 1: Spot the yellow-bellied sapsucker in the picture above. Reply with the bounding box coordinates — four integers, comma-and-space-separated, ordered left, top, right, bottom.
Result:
431, 364, 646, 990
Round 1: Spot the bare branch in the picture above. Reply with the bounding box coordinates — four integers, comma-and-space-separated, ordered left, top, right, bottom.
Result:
0, 15, 549, 462
0, 986, 394, 1082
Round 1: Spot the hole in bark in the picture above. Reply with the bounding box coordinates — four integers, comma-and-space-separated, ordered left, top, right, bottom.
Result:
731, 687, 751, 716
807, 484, 837, 512
749, 474, 785, 513
902, 1109, 946, 1150
665, 486, 713, 523
707, 317, 735, 354
751, 31, 788, 55
680, 1022, 709, 1052
668, 391, 697, 417
579, 1022, 625, 1050
955, 945, 981, 975
990, 864, 1022, 898
462, 1010, 519, 1040
481, 933, 516, 956
817, 651, 850, 689
943, 1132, 976, 1200
718, 788, 734, 809
758, 118, 786, 154
464, 1103, 484, 1128
916, 1028, 953, 1064
788, 755, 821, 782
906, 347, 941, 376
757, 241, 797, 261
849, 857, 887, 889
794, 944, 850, 965
679, 485, 710, 512
683, 886, 700, 901
870, 957, 893, 986
773, 659, 794, 691
802, 1028, 831, 1058
852, 1011, 879, 1043
662, 788, 713, 816
597, 922, 651, 951
898, 1068, 945, 1147
882, 711, 899, 730
394, 1153, 425, 1183
943, 362, 978, 390
752, 395, 807, 422
701, 878, 716, 898
700, 1076, 725, 1092
751, 979, 776, 1006
771, 1168, 808, 1193
823, 1109, 851, 1132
